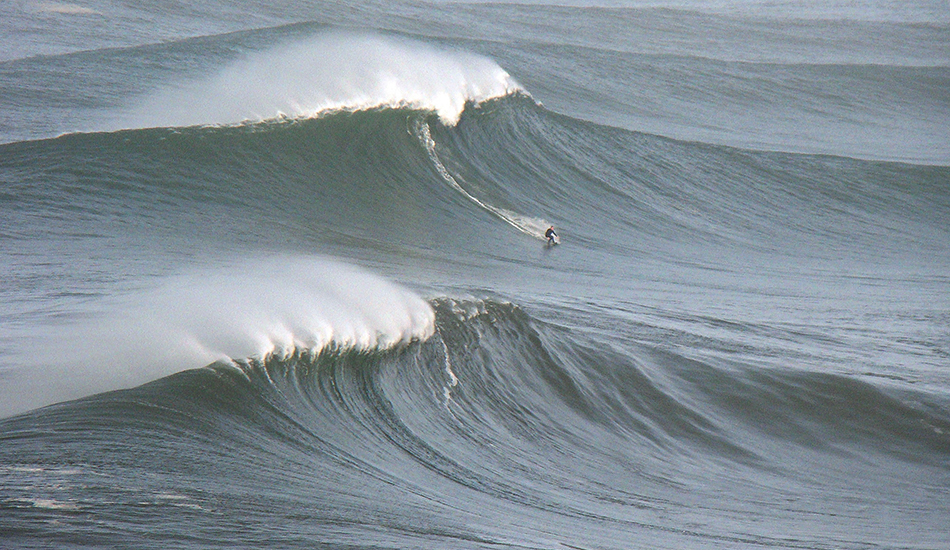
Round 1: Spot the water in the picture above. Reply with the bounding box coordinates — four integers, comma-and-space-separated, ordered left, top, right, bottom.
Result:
1, 1, 949, 548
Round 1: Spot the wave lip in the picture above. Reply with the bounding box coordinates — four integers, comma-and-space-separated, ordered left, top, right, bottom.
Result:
109, 32, 523, 131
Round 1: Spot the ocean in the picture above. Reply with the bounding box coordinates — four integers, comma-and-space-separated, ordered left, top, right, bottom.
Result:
1, 1, 949, 548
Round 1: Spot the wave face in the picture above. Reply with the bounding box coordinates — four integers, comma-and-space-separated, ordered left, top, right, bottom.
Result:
1, 3, 949, 549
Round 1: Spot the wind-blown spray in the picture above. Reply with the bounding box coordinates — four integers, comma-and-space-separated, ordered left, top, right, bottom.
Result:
113, 32, 522, 130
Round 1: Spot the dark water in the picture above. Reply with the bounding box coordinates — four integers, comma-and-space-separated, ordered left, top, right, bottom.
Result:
1, 1, 949, 548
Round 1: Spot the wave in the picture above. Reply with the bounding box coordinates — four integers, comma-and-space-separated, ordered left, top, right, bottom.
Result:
2, 89, 948, 416
10, 90, 950, 231
4, 16, 946, 163
2, 297, 948, 547
0, 255, 434, 418
104, 32, 523, 132
8, 292, 948, 471
6, 298, 948, 503
5, 91, 949, 264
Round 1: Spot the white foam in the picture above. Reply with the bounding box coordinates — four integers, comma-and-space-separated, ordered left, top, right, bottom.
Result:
27, 498, 80, 511
111, 32, 522, 130
1, 255, 434, 417
31, 1, 100, 15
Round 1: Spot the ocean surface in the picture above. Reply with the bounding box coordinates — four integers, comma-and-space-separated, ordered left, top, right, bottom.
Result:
1, 1, 949, 548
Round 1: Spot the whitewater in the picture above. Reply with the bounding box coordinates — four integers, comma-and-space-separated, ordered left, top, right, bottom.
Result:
1, 1, 948, 549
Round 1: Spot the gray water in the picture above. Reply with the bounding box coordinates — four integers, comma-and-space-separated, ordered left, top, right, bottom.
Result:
1, 1, 948, 548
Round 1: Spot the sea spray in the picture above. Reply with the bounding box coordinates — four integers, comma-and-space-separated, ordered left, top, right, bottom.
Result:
111, 31, 522, 130
0, 255, 434, 417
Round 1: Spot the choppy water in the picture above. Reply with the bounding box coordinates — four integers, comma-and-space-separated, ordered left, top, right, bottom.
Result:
1, 1, 949, 548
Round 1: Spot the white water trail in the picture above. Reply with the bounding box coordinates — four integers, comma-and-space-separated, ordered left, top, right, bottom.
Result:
415, 119, 552, 240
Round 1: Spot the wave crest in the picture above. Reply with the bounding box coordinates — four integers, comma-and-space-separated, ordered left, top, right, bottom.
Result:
110, 32, 522, 130
1, 255, 434, 418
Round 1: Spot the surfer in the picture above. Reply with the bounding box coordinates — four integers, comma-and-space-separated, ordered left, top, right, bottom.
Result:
545, 226, 558, 246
